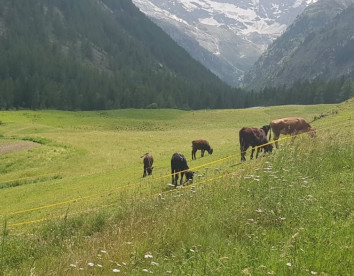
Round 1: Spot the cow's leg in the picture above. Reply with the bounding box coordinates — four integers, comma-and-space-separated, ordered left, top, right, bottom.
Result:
256, 147, 261, 159
180, 172, 184, 186
175, 173, 179, 187
143, 168, 146, 178
290, 132, 297, 144
250, 148, 255, 159
273, 133, 280, 149
240, 145, 247, 162
201, 149, 205, 157
171, 169, 176, 186
192, 149, 196, 160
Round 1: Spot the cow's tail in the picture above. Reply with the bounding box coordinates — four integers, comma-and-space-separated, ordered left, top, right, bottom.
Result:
268, 128, 272, 141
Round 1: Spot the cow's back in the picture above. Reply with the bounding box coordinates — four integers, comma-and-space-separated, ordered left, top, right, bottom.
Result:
192, 139, 210, 150
270, 117, 309, 135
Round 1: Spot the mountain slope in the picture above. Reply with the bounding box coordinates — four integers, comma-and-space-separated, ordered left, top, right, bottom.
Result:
243, 0, 354, 90
132, 0, 318, 86
0, 0, 241, 110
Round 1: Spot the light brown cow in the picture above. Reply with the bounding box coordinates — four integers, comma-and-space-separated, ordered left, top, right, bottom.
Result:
269, 117, 316, 148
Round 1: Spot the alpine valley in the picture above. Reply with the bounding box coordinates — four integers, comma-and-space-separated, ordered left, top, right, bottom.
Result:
132, 0, 318, 86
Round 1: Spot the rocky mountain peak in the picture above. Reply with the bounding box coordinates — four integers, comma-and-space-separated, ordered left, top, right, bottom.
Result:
132, 0, 318, 86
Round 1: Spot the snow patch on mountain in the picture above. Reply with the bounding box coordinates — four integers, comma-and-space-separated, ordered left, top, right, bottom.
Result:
132, 0, 318, 86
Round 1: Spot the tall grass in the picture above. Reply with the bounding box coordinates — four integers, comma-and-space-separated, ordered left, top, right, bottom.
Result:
0, 100, 353, 274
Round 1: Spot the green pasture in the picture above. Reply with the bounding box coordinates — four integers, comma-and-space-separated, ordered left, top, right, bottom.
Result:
0, 100, 353, 275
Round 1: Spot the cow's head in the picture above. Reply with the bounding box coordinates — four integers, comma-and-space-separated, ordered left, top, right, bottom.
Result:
185, 170, 194, 182
261, 125, 271, 136
308, 127, 316, 138
147, 166, 154, 175
208, 148, 213, 155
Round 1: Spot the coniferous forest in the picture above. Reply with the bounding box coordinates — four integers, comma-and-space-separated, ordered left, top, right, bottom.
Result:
0, 0, 353, 111
0, 0, 245, 110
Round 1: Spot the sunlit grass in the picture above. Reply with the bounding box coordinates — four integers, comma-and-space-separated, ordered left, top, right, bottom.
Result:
0, 100, 353, 275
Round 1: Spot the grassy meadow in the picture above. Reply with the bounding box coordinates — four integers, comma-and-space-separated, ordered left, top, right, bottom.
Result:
0, 99, 353, 275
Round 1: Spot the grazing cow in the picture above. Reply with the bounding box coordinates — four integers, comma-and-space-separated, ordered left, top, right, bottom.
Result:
192, 139, 213, 160
239, 127, 273, 162
141, 153, 154, 177
269, 117, 316, 148
171, 152, 194, 187
260, 125, 271, 137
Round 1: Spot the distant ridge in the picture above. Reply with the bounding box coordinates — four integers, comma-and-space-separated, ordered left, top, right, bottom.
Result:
243, 0, 354, 91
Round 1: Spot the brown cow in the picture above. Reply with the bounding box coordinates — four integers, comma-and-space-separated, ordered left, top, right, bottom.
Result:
141, 153, 154, 177
192, 139, 213, 160
269, 117, 316, 148
239, 127, 273, 162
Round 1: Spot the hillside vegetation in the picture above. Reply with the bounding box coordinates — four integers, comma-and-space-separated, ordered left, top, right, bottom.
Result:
0, 0, 241, 110
0, 99, 353, 275
243, 0, 354, 91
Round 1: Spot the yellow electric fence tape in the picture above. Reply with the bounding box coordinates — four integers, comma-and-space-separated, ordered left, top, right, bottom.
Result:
3, 119, 354, 228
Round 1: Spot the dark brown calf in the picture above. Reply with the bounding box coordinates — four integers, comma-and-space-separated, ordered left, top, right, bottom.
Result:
239, 127, 273, 162
141, 153, 154, 177
192, 139, 213, 160
171, 152, 194, 187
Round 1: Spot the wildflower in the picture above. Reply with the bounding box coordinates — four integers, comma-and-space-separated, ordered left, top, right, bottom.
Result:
144, 254, 153, 259
88, 262, 94, 267
151, 261, 159, 266
69, 264, 76, 268
286, 263, 292, 267
247, 218, 255, 223
311, 271, 318, 275
256, 209, 263, 213
142, 269, 149, 272
113, 268, 121, 273
101, 250, 107, 254
97, 264, 103, 268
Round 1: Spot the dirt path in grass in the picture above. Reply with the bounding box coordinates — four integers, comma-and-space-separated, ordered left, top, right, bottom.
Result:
0, 141, 41, 155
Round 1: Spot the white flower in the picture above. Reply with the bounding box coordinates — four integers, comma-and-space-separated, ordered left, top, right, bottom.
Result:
69, 264, 76, 268
311, 271, 318, 275
286, 263, 292, 267
97, 264, 103, 268
151, 261, 159, 266
113, 268, 121, 273
142, 269, 149, 272
101, 250, 107, 254
88, 262, 94, 267
144, 254, 153, 259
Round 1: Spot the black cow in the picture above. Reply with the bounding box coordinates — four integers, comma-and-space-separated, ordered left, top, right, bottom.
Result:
141, 153, 154, 177
171, 152, 194, 187
239, 127, 273, 162
192, 139, 213, 160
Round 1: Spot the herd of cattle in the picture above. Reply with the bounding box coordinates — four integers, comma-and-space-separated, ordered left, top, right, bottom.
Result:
141, 117, 316, 187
